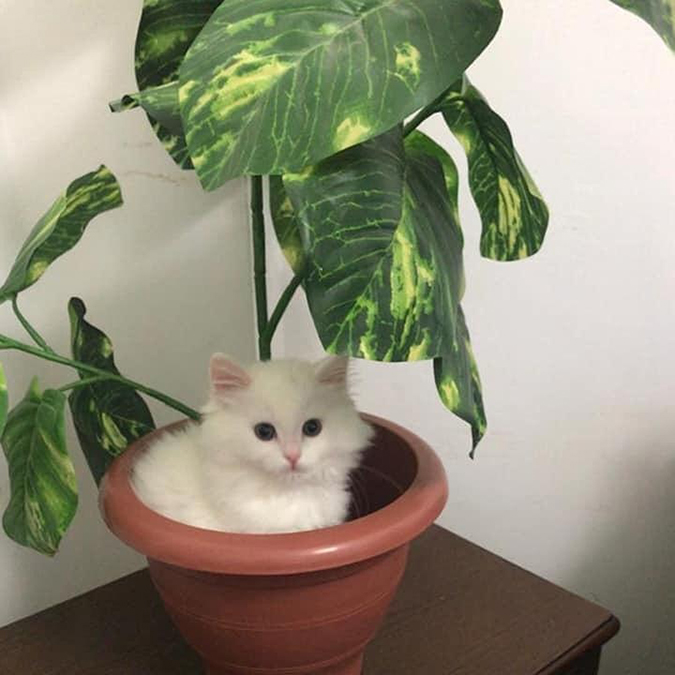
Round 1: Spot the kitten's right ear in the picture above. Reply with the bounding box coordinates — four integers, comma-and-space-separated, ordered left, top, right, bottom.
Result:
209, 353, 251, 397
315, 355, 350, 387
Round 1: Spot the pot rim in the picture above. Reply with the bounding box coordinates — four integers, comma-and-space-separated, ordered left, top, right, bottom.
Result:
99, 413, 448, 575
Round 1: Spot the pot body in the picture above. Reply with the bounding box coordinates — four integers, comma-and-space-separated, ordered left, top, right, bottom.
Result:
148, 544, 408, 675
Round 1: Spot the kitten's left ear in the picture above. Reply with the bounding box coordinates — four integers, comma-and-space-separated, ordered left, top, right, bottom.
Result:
315, 355, 349, 387
209, 353, 251, 397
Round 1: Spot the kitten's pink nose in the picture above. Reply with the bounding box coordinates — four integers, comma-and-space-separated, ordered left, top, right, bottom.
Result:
284, 452, 300, 470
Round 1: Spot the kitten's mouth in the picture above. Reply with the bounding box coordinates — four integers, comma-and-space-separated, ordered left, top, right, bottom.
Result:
285, 464, 308, 477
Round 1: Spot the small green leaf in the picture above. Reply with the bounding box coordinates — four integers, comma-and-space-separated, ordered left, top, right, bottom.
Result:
0, 167, 123, 304
2, 380, 77, 556
283, 126, 464, 362
178, 0, 503, 189
404, 130, 461, 220
0, 362, 7, 437
440, 76, 549, 261
608, 0, 675, 51
404, 130, 466, 297
68, 298, 155, 485
114, 0, 222, 170
269, 176, 306, 275
110, 82, 183, 136
434, 307, 486, 456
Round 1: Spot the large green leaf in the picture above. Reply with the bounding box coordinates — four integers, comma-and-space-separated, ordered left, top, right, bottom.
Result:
125, 0, 223, 169
269, 176, 306, 275
0, 362, 7, 437
271, 132, 464, 307
609, 0, 675, 50
2, 380, 77, 556
283, 126, 464, 362
68, 298, 155, 485
0, 167, 122, 304
434, 307, 486, 455
178, 0, 503, 189
440, 76, 548, 261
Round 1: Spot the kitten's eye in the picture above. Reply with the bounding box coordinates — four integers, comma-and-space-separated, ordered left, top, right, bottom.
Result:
254, 423, 276, 441
302, 419, 322, 437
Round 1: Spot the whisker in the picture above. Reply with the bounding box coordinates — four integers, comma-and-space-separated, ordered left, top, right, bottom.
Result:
348, 468, 370, 519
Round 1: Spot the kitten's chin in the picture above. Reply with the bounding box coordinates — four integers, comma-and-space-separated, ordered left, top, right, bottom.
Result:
276, 464, 320, 483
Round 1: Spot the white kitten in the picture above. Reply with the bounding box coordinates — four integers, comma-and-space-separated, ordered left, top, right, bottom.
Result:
131, 354, 373, 533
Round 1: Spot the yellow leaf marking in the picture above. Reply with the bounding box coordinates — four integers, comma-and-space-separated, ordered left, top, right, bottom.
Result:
334, 116, 371, 151
394, 42, 422, 90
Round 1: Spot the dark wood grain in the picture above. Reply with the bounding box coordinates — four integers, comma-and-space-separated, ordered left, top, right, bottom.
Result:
0, 525, 619, 675
364, 526, 619, 674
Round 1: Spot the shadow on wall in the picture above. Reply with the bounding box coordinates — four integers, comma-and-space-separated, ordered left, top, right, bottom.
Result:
565, 436, 675, 675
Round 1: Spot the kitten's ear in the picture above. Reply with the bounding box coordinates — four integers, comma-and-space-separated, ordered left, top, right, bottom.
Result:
209, 353, 251, 396
315, 355, 349, 387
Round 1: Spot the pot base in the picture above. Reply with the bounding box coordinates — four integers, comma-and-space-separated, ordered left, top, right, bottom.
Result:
151, 549, 405, 675
205, 651, 363, 675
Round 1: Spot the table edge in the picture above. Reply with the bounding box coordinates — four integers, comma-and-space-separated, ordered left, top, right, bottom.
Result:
536, 615, 621, 675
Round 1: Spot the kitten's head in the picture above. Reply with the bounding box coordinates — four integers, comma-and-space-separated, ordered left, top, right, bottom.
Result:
200, 354, 373, 480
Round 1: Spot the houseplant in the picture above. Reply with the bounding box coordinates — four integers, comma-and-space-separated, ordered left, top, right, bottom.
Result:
0, 3, 667, 668
1, 0, 672, 554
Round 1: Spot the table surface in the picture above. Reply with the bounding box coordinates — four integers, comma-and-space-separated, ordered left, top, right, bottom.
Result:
0, 525, 619, 675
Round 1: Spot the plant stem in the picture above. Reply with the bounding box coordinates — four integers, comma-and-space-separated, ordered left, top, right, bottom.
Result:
58, 375, 114, 392
402, 89, 449, 137
251, 175, 270, 360
11, 295, 53, 353
0, 334, 199, 420
403, 108, 435, 137
264, 270, 305, 345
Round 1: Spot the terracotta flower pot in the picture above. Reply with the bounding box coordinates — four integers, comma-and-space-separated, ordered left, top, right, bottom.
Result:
100, 413, 448, 675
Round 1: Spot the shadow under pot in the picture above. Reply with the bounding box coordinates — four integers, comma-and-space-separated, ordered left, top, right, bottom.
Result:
100, 413, 448, 675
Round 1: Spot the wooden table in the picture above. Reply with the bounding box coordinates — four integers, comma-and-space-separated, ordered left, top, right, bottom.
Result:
0, 525, 619, 674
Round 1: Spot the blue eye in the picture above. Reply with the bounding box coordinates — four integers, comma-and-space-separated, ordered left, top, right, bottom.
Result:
254, 423, 276, 441
302, 419, 322, 437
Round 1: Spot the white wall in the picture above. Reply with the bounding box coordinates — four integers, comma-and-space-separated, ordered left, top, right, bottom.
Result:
0, 3, 254, 625
270, 2, 675, 674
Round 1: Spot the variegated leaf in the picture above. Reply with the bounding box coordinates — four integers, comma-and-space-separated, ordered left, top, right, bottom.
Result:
2, 380, 77, 556
440, 76, 548, 261
68, 298, 155, 485
128, 0, 223, 169
403, 133, 485, 449
178, 0, 503, 189
608, 0, 675, 50
404, 130, 461, 224
0, 167, 122, 304
404, 130, 466, 297
0, 362, 7, 437
152, 123, 193, 168
283, 126, 464, 362
434, 307, 486, 455
269, 176, 306, 275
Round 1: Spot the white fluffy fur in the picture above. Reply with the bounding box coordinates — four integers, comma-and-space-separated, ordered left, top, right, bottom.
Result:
131, 356, 373, 533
